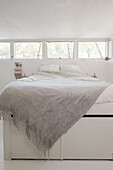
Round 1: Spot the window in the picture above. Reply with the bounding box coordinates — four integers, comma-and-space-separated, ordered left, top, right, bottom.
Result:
47, 42, 74, 59
79, 42, 107, 58
0, 42, 10, 59
14, 42, 42, 59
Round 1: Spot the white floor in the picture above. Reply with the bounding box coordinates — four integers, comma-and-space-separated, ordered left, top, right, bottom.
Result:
1, 120, 113, 170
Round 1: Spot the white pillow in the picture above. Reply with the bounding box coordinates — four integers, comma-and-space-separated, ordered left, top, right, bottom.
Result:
60, 65, 82, 74
40, 64, 60, 72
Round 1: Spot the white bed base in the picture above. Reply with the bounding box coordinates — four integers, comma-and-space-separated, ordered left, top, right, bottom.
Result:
3, 103, 113, 160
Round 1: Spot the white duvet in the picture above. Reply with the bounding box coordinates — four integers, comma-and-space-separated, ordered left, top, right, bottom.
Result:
96, 84, 113, 104
19, 72, 113, 104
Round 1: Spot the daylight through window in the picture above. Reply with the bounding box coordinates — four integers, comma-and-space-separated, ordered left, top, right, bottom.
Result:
0, 43, 10, 59
79, 42, 107, 58
14, 42, 42, 59
47, 42, 74, 59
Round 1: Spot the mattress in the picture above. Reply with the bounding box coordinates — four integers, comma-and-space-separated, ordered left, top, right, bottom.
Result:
87, 103, 113, 115
88, 83, 113, 115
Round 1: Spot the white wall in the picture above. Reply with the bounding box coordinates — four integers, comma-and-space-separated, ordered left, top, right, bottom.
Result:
0, 60, 15, 92
77, 59, 108, 81
106, 40, 113, 82
0, 59, 109, 92
106, 59, 113, 82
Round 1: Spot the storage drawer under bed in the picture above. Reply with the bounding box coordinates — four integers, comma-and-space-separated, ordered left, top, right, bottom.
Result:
3, 115, 113, 160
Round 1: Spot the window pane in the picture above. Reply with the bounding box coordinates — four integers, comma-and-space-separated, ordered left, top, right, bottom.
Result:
0, 43, 10, 59
79, 42, 106, 58
14, 42, 42, 59
47, 42, 74, 59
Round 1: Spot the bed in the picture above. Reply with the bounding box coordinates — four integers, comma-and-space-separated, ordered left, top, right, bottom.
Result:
1, 65, 113, 160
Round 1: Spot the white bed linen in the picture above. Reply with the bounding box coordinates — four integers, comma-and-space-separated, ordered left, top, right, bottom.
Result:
19, 72, 113, 104
96, 84, 113, 104
20, 72, 113, 104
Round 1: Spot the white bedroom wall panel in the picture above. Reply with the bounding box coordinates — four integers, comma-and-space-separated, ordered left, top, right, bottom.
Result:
106, 40, 113, 82
77, 59, 108, 81
106, 59, 113, 82
0, 60, 15, 92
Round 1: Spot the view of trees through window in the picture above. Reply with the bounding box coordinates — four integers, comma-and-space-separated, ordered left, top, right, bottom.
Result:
14, 42, 42, 59
0, 41, 109, 59
0, 43, 10, 59
79, 42, 107, 58
47, 42, 74, 59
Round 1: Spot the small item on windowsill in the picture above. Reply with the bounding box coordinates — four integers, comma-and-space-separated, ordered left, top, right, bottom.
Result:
105, 56, 109, 60
92, 73, 97, 78
14, 62, 23, 79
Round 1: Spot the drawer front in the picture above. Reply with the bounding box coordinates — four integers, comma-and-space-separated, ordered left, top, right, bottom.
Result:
62, 118, 113, 159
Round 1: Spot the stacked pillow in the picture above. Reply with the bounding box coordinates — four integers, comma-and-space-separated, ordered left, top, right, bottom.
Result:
40, 64, 60, 72
60, 65, 82, 74
40, 64, 82, 74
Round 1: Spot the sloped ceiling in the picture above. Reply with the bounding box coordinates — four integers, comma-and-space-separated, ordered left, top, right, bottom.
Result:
0, 0, 113, 39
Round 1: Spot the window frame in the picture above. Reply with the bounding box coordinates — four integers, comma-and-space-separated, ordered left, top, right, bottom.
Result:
0, 38, 111, 60
46, 40, 76, 59
77, 39, 109, 59
14, 41, 43, 59
0, 41, 11, 59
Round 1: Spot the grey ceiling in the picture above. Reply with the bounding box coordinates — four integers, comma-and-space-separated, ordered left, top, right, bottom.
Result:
0, 0, 113, 39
